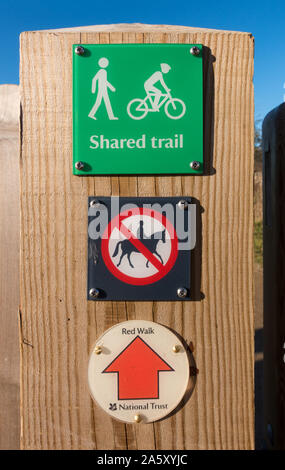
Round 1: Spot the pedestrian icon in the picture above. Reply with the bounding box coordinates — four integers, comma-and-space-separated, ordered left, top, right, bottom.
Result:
88, 57, 118, 121
127, 63, 186, 120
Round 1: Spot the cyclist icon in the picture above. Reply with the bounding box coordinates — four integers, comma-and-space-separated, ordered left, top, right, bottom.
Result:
144, 63, 171, 110
127, 63, 186, 120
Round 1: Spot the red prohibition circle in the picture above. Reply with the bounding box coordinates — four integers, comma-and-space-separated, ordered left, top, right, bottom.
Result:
101, 207, 178, 286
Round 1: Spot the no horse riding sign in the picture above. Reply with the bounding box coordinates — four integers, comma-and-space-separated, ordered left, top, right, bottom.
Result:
87, 196, 196, 301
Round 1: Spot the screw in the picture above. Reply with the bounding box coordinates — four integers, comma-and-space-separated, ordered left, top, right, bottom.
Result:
172, 345, 181, 353
94, 345, 102, 355
75, 161, 84, 170
190, 161, 201, 170
134, 414, 142, 423
190, 46, 200, 56
177, 287, 188, 298
178, 199, 189, 210
89, 199, 100, 208
89, 288, 100, 298
75, 46, 85, 55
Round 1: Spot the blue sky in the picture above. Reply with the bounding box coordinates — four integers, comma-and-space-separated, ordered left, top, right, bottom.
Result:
1, 0, 284, 121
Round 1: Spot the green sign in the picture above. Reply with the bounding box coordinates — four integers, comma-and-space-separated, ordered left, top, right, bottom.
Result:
73, 44, 203, 175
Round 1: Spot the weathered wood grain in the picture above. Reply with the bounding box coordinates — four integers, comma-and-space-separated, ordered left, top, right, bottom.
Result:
0, 85, 20, 449
20, 24, 254, 449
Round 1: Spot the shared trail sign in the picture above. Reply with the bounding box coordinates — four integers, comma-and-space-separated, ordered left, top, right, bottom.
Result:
73, 43, 203, 175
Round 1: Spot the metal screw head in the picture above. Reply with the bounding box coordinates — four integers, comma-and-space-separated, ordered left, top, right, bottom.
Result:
172, 345, 181, 353
75, 161, 84, 170
178, 199, 189, 210
177, 287, 188, 298
134, 414, 142, 423
190, 46, 200, 56
75, 46, 85, 56
89, 199, 100, 208
94, 345, 102, 355
89, 288, 100, 298
190, 161, 201, 170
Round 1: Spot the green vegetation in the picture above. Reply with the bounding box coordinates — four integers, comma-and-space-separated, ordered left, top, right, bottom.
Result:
254, 120, 263, 266
255, 121, 262, 171
254, 220, 263, 265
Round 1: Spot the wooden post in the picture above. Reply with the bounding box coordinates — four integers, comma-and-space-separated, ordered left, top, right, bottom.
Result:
0, 85, 20, 449
20, 24, 254, 450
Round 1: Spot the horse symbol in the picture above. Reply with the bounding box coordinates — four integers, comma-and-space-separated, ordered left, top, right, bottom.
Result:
112, 222, 166, 269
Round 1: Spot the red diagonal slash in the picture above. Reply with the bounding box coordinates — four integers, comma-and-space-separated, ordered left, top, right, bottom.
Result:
118, 222, 164, 272
101, 207, 178, 286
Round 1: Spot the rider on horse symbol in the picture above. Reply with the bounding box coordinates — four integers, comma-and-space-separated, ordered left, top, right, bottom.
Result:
112, 220, 166, 268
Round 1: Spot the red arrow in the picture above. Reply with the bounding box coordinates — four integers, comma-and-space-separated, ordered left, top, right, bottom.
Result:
102, 336, 174, 400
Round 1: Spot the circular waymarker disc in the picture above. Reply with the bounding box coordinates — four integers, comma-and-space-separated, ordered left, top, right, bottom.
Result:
101, 207, 178, 286
88, 320, 190, 424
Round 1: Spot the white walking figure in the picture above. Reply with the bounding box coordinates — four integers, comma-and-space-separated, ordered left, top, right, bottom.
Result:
88, 57, 118, 120
144, 63, 171, 110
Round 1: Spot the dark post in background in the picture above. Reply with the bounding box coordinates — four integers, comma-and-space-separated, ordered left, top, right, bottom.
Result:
263, 102, 285, 449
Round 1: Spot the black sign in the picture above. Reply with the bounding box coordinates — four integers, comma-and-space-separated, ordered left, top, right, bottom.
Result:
87, 197, 196, 301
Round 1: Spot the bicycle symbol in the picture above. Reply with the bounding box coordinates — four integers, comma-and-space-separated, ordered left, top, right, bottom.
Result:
127, 91, 186, 121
